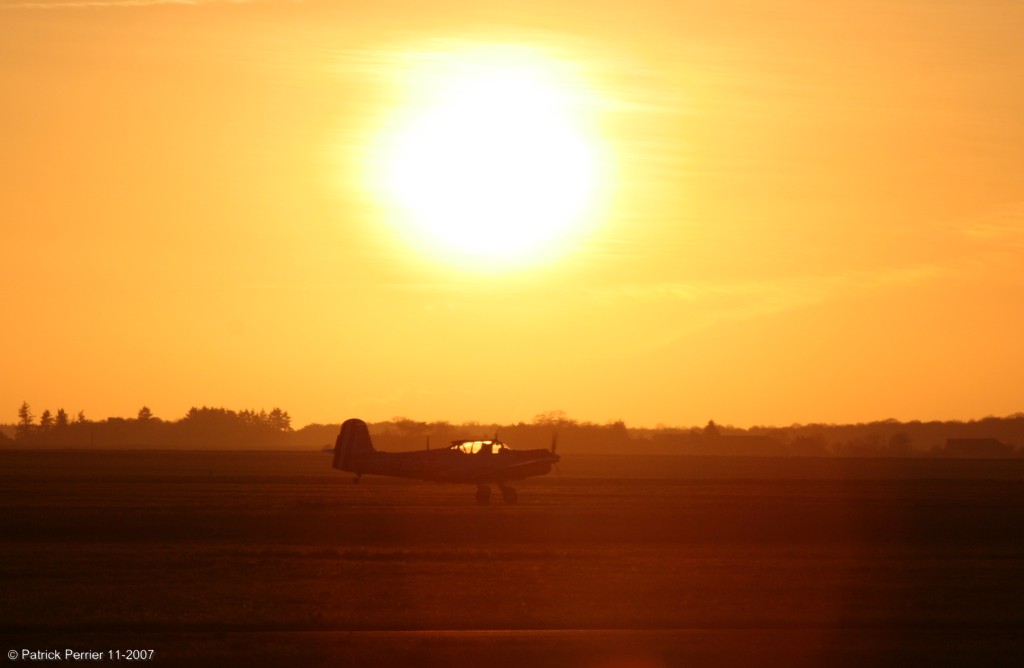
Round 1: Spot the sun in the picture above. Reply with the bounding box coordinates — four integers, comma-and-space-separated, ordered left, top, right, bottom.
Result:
367, 44, 605, 269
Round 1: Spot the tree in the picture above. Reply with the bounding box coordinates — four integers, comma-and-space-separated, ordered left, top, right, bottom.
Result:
76, 410, 87, 424
703, 420, 721, 437
55, 408, 69, 429
16, 401, 33, 440
137, 406, 154, 422
534, 410, 573, 426
268, 407, 292, 432
393, 417, 427, 440
39, 409, 53, 431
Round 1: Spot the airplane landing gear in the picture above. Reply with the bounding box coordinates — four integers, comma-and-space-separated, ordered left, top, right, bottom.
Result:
499, 484, 518, 504
476, 484, 518, 504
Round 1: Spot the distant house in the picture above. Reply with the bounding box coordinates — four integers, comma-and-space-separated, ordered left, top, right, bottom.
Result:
944, 438, 1016, 458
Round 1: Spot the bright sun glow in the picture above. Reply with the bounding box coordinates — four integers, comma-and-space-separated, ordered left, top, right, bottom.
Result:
369, 44, 604, 268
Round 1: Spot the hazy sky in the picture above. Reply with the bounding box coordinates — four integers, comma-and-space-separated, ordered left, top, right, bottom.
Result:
3, 0, 1023, 428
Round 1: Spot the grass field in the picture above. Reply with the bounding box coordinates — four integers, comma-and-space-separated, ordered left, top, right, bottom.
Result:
2, 451, 1023, 666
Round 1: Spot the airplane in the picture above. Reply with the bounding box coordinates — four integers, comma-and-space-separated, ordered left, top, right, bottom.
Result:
331, 418, 559, 504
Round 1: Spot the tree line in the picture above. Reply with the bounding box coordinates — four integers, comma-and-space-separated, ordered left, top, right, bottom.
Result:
5, 402, 293, 449
3, 404, 1022, 456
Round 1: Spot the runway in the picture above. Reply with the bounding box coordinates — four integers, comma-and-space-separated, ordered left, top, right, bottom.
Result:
2, 451, 1023, 666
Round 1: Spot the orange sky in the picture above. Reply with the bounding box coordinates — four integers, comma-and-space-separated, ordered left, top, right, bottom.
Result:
3, 0, 1023, 429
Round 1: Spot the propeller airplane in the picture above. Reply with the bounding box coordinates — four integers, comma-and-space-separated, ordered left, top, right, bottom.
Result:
332, 418, 559, 504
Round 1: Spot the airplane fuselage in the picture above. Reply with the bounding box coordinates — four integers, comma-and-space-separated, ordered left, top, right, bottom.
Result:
342, 447, 557, 484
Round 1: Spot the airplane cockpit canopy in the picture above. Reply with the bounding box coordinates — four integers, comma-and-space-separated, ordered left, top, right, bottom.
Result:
450, 439, 509, 455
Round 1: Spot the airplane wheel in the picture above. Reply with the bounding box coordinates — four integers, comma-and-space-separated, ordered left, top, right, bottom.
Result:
501, 486, 518, 505
475, 485, 491, 505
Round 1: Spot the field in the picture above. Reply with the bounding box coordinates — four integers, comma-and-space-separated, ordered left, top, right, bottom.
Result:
2, 451, 1023, 667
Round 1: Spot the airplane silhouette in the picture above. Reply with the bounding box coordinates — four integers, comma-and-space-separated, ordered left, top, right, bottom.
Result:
332, 418, 559, 504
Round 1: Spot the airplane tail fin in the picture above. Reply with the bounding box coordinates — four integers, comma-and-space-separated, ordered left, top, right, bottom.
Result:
333, 418, 375, 471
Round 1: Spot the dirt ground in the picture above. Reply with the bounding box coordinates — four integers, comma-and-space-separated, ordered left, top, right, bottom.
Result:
2, 451, 1023, 667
